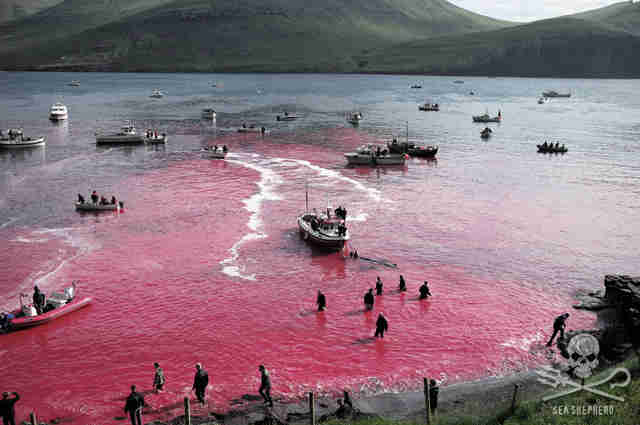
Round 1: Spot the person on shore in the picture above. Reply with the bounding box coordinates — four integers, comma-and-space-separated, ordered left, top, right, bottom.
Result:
546, 313, 570, 347
375, 313, 388, 338
429, 379, 439, 415
192, 363, 209, 405
316, 290, 326, 312
335, 398, 353, 419
153, 362, 165, 393
32, 286, 45, 315
364, 288, 374, 310
123, 385, 145, 425
258, 365, 273, 407
0, 391, 20, 425
398, 275, 407, 292
419, 281, 432, 299
375, 277, 383, 296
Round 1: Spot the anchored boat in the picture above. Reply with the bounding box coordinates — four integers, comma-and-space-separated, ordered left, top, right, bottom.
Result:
0, 129, 45, 148
49, 103, 68, 121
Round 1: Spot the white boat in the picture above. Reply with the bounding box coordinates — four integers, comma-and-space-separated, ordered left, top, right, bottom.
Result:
49, 103, 68, 121
419, 103, 439, 111
297, 184, 349, 251
68, 80, 80, 87
237, 125, 267, 134
96, 124, 144, 144
202, 108, 217, 119
346, 112, 363, 125
276, 112, 299, 121
542, 90, 571, 98
0, 129, 45, 148
150, 89, 164, 98
202, 145, 228, 159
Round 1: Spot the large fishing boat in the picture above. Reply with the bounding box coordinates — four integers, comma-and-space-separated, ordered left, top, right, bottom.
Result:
49, 103, 68, 121
387, 122, 438, 158
297, 186, 349, 251
0, 129, 46, 148
96, 124, 144, 144
345, 144, 407, 166
1, 282, 91, 332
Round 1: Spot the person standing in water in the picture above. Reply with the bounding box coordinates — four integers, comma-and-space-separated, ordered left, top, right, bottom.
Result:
398, 275, 407, 292
375, 277, 383, 296
546, 313, 570, 347
374, 313, 388, 338
123, 385, 145, 425
419, 281, 432, 299
153, 362, 165, 393
364, 288, 374, 310
316, 290, 327, 311
192, 363, 209, 405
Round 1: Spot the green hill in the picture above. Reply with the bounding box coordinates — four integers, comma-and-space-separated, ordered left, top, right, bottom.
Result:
569, 0, 640, 36
0, 0, 62, 24
0, 0, 511, 72
357, 17, 640, 77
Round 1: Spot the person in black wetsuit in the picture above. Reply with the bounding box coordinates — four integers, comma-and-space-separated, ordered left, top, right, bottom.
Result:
123, 385, 145, 425
111, 196, 117, 205
91, 190, 99, 203
316, 290, 326, 311
364, 288, 374, 310
419, 281, 431, 299
375, 277, 383, 296
192, 363, 209, 405
429, 379, 439, 415
77, 194, 85, 204
258, 365, 273, 407
0, 391, 20, 425
546, 313, 570, 347
32, 286, 45, 315
398, 275, 407, 292
374, 313, 388, 338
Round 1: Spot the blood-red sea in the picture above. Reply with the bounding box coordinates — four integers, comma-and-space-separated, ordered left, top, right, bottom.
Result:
1, 130, 597, 425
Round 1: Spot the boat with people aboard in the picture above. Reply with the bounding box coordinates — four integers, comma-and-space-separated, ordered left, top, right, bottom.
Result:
201, 108, 217, 119
49, 102, 68, 121
346, 112, 363, 125
0, 129, 46, 148
95, 123, 167, 145
410, 84, 422, 89
419, 103, 439, 111
237, 124, 267, 134
387, 122, 438, 158
144, 129, 168, 144
480, 127, 493, 139
537, 141, 568, 153
542, 90, 571, 98
345, 144, 407, 166
276, 111, 299, 121
202, 145, 228, 159
297, 185, 349, 251
75, 191, 123, 212
0, 282, 91, 333
150, 89, 164, 98
472, 110, 501, 123
68, 80, 80, 87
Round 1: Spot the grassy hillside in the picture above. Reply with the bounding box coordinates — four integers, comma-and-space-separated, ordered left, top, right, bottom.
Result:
357, 17, 640, 77
0, 0, 511, 71
570, 0, 640, 36
0, 0, 62, 24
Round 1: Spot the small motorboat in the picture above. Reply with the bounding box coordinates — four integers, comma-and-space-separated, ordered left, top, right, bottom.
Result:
202, 145, 228, 159
75, 201, 121, 212
276, 112, 299, 121
419, 103, 439, 111
238, 125, 267, 134
96, 123, 144, 144
346, 112, 363, 125
410, 84, 422, 89
202, 108, 217, 119
542, 90, 571, 98
454, 80, 464, 84
537, 143, 568, 154
150, 89, 164, 98
387, 122, 438, 158
473, 111, 501, 123
68, 80, 80, 87
0, 129, 45, 148
480, 127, 493, 139
1, 282, 91, 332
49, 102, 68, 121
538, 97, 548, 104
144, 129, 168, 144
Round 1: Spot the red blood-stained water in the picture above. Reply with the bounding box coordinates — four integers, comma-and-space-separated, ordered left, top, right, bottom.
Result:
1, 130, 596, 425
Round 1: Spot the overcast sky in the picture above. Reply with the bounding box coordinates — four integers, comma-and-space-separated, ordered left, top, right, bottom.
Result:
448, 0, 631, 22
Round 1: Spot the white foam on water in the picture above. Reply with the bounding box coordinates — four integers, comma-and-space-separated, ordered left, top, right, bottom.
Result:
0, 217, 18, 229
500, 330, 545, 351
220, 157, 284, 281
347, 212, 369, 222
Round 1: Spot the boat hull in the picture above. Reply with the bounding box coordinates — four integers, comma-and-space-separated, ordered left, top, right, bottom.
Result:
473, 117, 501, 123
297, 216, 348, 251
8, 297, 92, 330
537, 145, 568, 154
408, 147, 438, 157
96, 135, 145, 144
49, 114, 68, 121
75, 202, 120, 212
210, 152, 227, 159
0, 137, 46, 148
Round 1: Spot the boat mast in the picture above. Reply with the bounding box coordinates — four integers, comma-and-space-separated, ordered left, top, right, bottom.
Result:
305, 179, 309, 213
406, 121, 409, 143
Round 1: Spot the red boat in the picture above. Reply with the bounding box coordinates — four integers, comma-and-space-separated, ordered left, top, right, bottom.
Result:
1, 282, 92, 332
